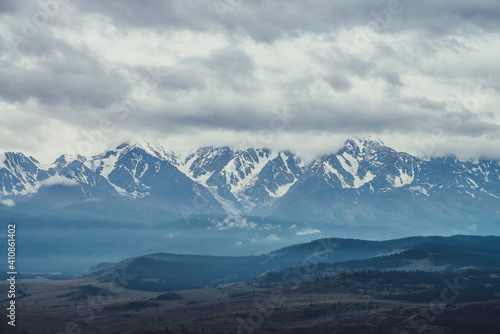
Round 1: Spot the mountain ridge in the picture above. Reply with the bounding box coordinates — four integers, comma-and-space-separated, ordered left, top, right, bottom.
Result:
1, 137, 500, 234
80, 234, 500, 291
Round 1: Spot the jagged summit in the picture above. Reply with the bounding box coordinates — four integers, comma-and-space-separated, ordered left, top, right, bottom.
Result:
342, 136, 386, 154
110, 137, 389, 164
1, 138, 500, 235
347, 136, 385, 147
115, 143, 129, 150
110, 140, 177, 162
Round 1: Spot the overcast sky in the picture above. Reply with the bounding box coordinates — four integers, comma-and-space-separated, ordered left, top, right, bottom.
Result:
0, 0, 499, 163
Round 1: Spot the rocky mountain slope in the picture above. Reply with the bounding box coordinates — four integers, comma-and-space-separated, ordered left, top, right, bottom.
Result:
1, 137, 500, 233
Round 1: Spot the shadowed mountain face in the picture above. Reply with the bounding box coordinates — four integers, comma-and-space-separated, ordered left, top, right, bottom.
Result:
80, 235, 500, 291
1, 137, 500, 236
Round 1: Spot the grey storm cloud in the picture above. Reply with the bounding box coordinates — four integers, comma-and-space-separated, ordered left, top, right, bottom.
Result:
343, 58, 377, 78
202, 46, 255, 88
325, 74, 352, 92
0, 0, 499, 161
0, 45, 129, 108
72, 0, 500, 41
141, 64, 206, 93
0, 0, 17, 14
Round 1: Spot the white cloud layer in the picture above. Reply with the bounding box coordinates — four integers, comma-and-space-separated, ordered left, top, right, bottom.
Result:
0, 199, 15, 207
41, 175, 79, 186
210, 216, 257, 230
296, 228, 322, 236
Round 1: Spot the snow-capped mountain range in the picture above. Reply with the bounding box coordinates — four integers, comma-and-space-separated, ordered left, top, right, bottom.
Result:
1, 137, 500, 231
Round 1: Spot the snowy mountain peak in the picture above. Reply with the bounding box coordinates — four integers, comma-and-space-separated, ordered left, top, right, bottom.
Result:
1, 139, 500, 233
112, 140, 174, 162
0, 151, 41, 169
0, 152, 7, 170
50, 154, 86, 173
131, 139, 160, 155
344, 136, 385, 152
54, 154, 86, 165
